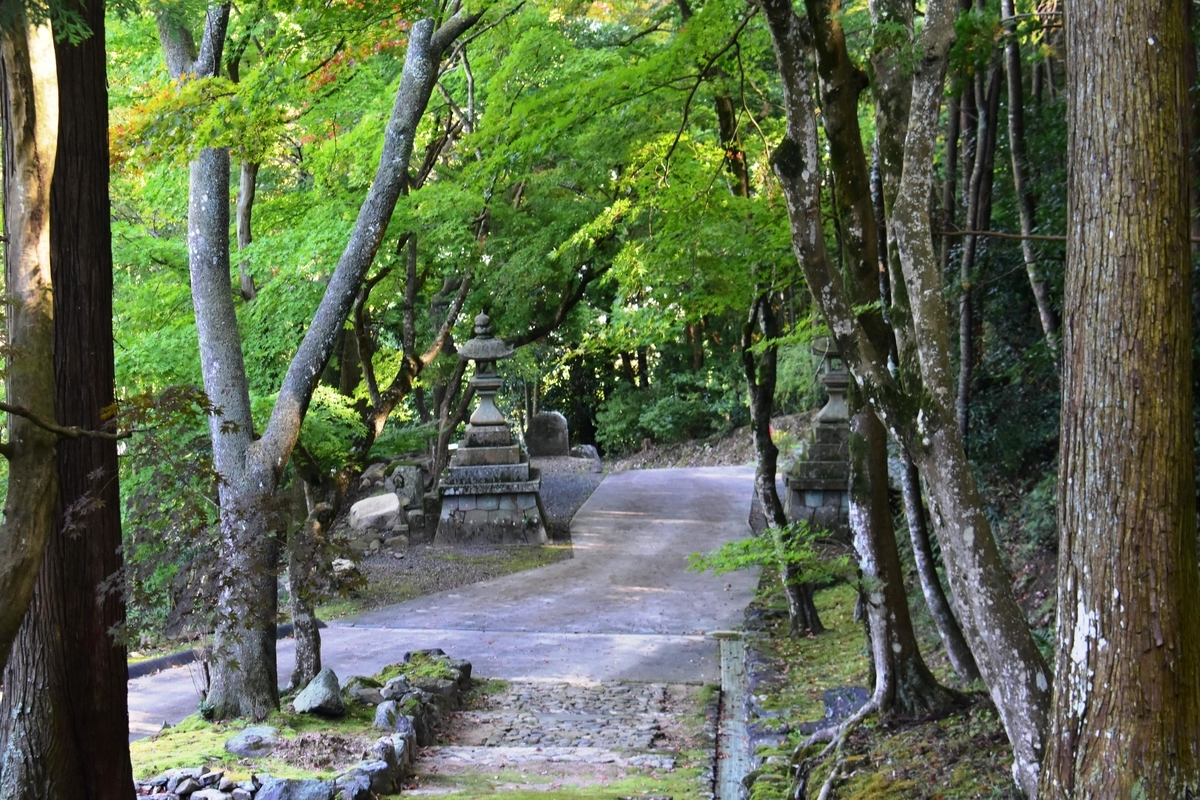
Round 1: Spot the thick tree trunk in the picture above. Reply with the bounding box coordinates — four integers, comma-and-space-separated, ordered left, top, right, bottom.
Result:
1, 3, 134, 797
1040, 1, 1200, 795
1000, 0, 1058, 353
899, 452, 980, 683
849, 403, 957, 716
761, 0, 1051, 791
0, 16, 58, 673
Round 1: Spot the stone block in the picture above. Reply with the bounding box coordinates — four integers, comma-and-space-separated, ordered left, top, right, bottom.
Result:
349, 494, 401, 532
499, 496, 517, 511
463, 424, 513, 447
804, 491, 823, 508
517, 494, 537, 510
464, 509, 489, 526
525, 411, 570, 456
440, 462, 530, 484
452, 445, 520, 466
477, 495, 499, 511
389, 465, 423, 510
457, 496, 477, 511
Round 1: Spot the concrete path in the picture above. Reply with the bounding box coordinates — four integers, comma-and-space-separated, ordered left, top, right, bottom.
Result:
128, 466, 758, 740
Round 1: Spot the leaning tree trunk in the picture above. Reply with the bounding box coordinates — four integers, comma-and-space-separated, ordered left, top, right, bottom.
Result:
1, 3, 134, 797
1040, 1, 1200, 795
848, 400, 958, 717
0, 13, 58, 674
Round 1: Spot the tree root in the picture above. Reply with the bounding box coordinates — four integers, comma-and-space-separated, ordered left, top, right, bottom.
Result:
788, 698, 880, 800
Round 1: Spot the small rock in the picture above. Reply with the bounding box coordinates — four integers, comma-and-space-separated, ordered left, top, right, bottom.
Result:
380, 675, 411, 700
174, 778, 201, 796
225, 726, 281, 757
231, 791, 252, 800
372, 700, 416, 737
218, 777, 234, 792
294, 668, 345, 717
190, 790, 231, 800
255, 778, 335, 800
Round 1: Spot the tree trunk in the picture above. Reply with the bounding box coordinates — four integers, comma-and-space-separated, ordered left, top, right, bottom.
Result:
1040, 1, 1200, 794
155, 9, 481, 719
849, 401, 958, 716
761, 0, 1052, 791
956, 60, 1001, 447
1, 3, 134, 796
236, 159, 258, 301
0, 14, 58, 673
288, 501, 334, 691
1000, 0, 1058, 353
899, 452, 980, 683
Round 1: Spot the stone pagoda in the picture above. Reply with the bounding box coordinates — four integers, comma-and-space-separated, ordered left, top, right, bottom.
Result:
782, 337, 851, 539
434, 312, 548, 545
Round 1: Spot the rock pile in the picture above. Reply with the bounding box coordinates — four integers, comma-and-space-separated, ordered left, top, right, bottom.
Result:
344, 462, 427, 555
133, 654, 472, 800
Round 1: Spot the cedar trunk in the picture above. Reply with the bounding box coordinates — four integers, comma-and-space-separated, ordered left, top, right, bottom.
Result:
0, 16, 58, 674
1, 3, 134, 796
1040, 0, 1200, 794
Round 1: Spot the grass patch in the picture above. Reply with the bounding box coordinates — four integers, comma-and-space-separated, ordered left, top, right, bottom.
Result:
751, 582, 870, 723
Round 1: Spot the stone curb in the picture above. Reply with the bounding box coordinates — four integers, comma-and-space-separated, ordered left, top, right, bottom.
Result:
128, 621, 327, 680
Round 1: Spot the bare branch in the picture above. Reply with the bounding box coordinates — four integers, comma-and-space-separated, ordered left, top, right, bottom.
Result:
0, 402, 133, 441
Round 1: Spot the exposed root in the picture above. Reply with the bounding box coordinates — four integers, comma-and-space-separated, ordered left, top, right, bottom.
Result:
788, 698, 880, 800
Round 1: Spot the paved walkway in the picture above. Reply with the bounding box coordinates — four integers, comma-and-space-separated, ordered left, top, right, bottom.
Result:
128, 466, 758, 740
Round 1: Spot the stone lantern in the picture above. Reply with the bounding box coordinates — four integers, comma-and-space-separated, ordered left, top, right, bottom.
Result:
434, 312, 548, 545
781, 337, 851, 539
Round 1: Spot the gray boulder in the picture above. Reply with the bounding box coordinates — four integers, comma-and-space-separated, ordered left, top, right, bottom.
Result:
255, 778, 335, 800
372, 700, 409, 733
390, 465, 424, 510
525, 411, 570, 456
293, 668, 345, 717
225, 726, 281, 757
190, 791, 231, 800
348, 493, 401, 532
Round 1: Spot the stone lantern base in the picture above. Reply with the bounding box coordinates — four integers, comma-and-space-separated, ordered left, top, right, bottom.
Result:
434, 455, 548, 546
783, 421, 850, 540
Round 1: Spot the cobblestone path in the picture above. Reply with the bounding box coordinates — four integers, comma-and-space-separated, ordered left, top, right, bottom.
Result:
408, 679, 718, 798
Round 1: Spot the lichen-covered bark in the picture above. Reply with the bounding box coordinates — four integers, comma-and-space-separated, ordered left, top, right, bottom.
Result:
761, 0, 1050, 791
0, 16, 59, 675
849, 402, 958, 717
1040, 1, 1200, 795
887, 4, 1050, 792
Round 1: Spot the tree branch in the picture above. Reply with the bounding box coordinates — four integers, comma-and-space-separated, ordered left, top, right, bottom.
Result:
508, 263, 613, 348
0, 402, 133, 441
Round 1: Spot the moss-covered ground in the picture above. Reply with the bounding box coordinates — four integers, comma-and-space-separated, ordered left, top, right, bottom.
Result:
744, 580, 1020, 799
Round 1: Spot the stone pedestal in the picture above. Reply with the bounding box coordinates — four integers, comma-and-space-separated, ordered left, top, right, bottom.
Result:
435, 313, 547, 546
783, 338, 851, 540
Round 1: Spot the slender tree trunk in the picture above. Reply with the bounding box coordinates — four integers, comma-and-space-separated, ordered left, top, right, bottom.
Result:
1, 3, 134, 796
0, 14, 58, 673
236, 159, 258, 301
957, 60, 1002, 447
288, 500, 334, 691
1040, 1, 1200, 794
849, 400, 958, 716
1001, 0, 1058, 353
899, 452, 980, 683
